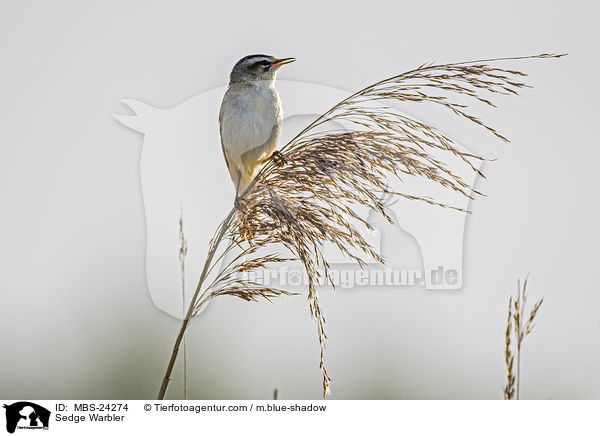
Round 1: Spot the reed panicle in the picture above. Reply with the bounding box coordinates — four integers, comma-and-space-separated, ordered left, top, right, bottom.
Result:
157, 53, 563, 399
504, 275, 544, 400
504, 296, 515, 400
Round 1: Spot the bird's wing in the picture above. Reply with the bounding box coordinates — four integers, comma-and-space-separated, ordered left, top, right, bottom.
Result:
239, 124, 279, 171
218, 106, 234, 176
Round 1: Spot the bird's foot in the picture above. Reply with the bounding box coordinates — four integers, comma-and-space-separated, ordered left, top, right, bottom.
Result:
269, 150, 287, 167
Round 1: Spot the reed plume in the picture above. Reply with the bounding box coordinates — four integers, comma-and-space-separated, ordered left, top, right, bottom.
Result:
503, 296, 515, 400
157, 53, 563, 399
504, 275, 544, 399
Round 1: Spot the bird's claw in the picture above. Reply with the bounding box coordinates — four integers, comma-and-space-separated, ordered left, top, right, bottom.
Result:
270, 150, 287, 167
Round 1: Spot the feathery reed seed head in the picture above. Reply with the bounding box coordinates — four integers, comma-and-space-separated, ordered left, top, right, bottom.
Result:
175, 54, 563, 398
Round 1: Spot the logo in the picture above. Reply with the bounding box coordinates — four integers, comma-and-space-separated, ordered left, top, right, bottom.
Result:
3, 402, 50, 433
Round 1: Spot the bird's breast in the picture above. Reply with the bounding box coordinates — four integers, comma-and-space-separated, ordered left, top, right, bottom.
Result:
219, 84, 282, 158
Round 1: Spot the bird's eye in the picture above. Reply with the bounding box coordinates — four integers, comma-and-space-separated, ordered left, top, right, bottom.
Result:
260, 60, 271, 67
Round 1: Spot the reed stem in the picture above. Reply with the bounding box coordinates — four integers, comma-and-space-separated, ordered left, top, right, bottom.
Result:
157, 210, 234, 400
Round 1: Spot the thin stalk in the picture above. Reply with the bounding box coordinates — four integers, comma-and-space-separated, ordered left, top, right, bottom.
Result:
516, 279, 525, 400
516, 281, 520, 400
182, 299, 187, 400
516, 346, 521, 400
157, 209, 235, 400
178, 208, 188, 400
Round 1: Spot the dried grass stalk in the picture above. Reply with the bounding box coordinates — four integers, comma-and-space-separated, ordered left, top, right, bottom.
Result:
504, 297, 515, 400
503, 275, 544, 399
157, 53, 563, 400
178, 208, 188, 400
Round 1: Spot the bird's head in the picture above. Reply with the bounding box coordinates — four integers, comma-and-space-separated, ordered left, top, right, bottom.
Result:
229, 54, 295, 85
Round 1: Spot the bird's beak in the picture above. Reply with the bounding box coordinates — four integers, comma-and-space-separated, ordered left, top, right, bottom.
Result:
272, 57, 296, 68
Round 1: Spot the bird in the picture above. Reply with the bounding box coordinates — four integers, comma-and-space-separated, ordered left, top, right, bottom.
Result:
219, 54, 295, 198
